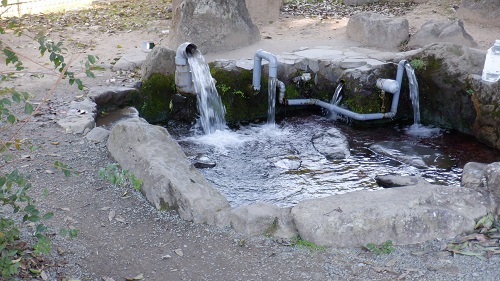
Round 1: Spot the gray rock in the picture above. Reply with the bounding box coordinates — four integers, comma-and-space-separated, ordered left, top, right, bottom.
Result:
85, 127, 110, 143
461, 162, 487, 188
88, 86, 139, 107
246, 0, 281, 25
168, 0, 260, 54
141, 46, 176, 81
459, 0, 500, 28
57, 98, 97, 134
312, 128, 350, 160
216, 202, 297, 238
291, 184, 495, 247
112, 48, 150, 71
107, 119, 230, 225
369, 141, 454, 169
408, 20, 478, 49
482, 162, 500, 200
469, 75, 500, 149
346, 12, 409, 50
375, 175, 429, 188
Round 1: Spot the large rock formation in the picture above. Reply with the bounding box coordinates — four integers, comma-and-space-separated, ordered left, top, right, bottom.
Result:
346, 12, 409, 50
408, 20, 478, 49
168, 0, 260, 54
107, 119, 230, 225
291, 184, 495, 247
459, 0, 500, 28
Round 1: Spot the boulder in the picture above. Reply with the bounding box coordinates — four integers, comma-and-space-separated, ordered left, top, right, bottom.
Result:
369, 141, 454, 169
346, 12, 409, 50
312, 128, 350, 160
408, 20, 478, 49
461, 162, 487, 188
375, 175, 430, 188
245, 0, 282, 25
408, 43, 485, 134
291, 184, 495, 247
168, 0, 260, 54
469, 75, 500, 149
459, 0, 500, 28
141, 46, 176, 81
107, 119, 230, 225
57, 98, 97, 134
112, 48, 150, 71
482, 162, 500, 200
216, 202, 297, 238
88, 86, 139, 107
85, 127, 110, 143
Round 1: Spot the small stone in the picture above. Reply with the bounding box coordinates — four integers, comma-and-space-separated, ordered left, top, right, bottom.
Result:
174, 248, 184, 257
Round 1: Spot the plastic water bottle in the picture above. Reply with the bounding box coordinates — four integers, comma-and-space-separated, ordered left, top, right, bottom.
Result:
482, 40, 500, 83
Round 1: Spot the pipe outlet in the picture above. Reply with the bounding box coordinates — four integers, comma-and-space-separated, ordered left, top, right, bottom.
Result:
175, 42, 198, 95
175, 42, 198, 65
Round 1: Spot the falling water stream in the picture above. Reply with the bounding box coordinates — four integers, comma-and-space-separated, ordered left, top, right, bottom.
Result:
267, 77, 277, 126
188, 50, 227, 134
406, 63, 421, 125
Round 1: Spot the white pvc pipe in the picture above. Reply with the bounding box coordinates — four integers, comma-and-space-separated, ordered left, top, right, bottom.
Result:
283, 60, 408, 121
253, 49, 278, 91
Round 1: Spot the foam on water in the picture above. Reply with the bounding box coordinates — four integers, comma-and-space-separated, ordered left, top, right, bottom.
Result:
405, 124, 442, 138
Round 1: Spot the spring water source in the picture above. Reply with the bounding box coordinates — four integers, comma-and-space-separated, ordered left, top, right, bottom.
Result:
173, 114, 500, 207
188, 50, 227, 134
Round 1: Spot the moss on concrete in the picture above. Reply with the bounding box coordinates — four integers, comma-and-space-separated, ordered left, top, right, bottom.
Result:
136, 73, 176, 124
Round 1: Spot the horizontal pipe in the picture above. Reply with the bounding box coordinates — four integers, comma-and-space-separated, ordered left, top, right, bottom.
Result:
286, 99, 396, 121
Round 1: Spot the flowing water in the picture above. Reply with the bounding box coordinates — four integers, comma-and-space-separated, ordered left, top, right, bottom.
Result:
267, 77, 277, 127
330, 83, 343, 105
172, 114, 500, 207
188, 50, 227, 134
406, 62, 421, 125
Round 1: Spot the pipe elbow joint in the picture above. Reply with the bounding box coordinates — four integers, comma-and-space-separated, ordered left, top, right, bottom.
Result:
175, 42, 197, 65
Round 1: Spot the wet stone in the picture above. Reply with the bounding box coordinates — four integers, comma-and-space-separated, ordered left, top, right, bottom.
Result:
193, 154, 217, 169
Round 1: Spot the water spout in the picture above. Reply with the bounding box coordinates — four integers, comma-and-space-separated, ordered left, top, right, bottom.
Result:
252, 49, 284, 126
174, 42, 226, 134
175, 42, 198, 95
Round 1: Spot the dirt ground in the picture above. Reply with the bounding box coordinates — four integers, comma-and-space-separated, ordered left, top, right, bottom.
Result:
2, 0, 500, 280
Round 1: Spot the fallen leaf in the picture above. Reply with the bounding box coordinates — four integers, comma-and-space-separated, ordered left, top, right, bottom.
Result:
41, 271, 48, 281
115, 216, 127, 224
174, 248, 184, 257
58, 207, 70, 212
108, 210, 115, 222
45, 170, 55, 174
100, 207, 110, 211
64, 216, 78, 224
125, 273, 143, 280
51, 141, 60, 145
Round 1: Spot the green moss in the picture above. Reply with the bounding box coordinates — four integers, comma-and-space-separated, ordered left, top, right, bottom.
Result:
210, 67, 269, 123
136, 73, 176, 124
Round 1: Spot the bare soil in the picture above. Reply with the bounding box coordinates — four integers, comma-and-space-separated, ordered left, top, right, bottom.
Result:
2, 0, 500, 280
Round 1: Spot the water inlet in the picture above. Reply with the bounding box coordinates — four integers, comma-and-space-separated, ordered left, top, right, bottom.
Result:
284, 60, 411, 121
175, 42, 198, 95
252, 49, 286, 125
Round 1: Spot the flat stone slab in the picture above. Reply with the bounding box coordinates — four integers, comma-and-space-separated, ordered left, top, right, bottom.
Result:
291, 184, 495, 247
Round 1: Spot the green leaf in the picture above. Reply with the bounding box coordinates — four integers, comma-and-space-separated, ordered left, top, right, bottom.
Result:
42, 212, 54, 220
7, 114, 16, 124
88, 55, 97, 64
24, 102, 33, 114
2, 0, 7, 7
11, 92, 21, 103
